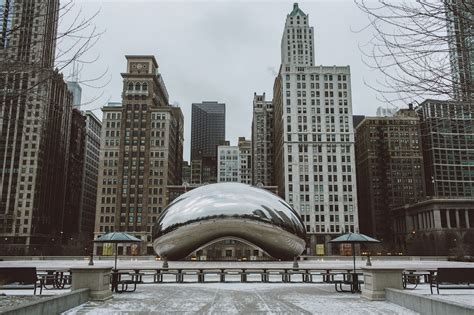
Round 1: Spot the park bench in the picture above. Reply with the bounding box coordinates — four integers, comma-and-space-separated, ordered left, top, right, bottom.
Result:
0, 267, 42, 295
326, 271, 363, 293
430, 268, 474, 294
111, 271, 143, 293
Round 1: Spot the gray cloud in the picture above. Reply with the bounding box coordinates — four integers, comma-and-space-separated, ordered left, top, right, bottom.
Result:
65, 0, 384, 161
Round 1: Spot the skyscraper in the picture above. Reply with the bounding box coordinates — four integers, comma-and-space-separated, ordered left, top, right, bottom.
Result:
446, 0, 473, 100
0, 0, 13, 49
280, 3, 315, 66
273, 3, 359, 255
417, 99, 474, 198
252, 93, 274, 186
191, 101, 226, 160
0, 0, 74, 255
94, 56, 183, 255
355, 106, 425, 245
190, 101, 225, 184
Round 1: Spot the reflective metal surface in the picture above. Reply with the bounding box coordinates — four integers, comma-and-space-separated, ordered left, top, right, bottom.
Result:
153, 183, 306, 260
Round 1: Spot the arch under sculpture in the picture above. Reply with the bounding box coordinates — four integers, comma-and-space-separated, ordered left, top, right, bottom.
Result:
152, 183, 307, 260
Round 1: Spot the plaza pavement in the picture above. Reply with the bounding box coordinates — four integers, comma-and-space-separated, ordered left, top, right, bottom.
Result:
64, 283, 418, 314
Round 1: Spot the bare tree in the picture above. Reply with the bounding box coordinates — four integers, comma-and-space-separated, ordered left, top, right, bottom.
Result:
0, 0, 108, 113
355, 0, 473, 105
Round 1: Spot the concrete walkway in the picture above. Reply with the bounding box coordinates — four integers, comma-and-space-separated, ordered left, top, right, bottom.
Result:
64, 283, 418, 314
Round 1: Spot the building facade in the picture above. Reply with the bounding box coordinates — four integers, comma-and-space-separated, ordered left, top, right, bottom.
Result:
182, 161, 191, 184
417, 100, 474, 198
273, 3, 359, 255
252, 93, 274, 186
392, 198, 474, 256
390, 99, 474, 255
78, 111, 101, 252
190, 101, 225, 161
94, 56, 183, 255
217, 138, 252, 184
63, 109, 86, 253
0, 0, 74, 255
238, 137, 252, 185
190, 101, 225, 185
217, 146, 240, 183
446, 0, 473, 100
355, 107, 425, 247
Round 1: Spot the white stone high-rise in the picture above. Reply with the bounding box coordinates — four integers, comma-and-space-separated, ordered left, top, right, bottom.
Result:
273, 3, 359, 255
281, 3, 315, 66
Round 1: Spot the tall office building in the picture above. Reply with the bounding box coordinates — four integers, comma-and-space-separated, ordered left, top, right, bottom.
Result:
67, 82, 82, 107
191, 101, 225, 160
280, 3, 315, 66
446, 0, 473, 100
390, 100, 474, 255
0, 0, 74, 255
0, 0, 13, 49
273, 3, 359, 255
252, 93, 274, 186
355, 106, 425, 245
190, 101, 225, 184
66, 77, 101, 252
417, 100, 474, 198
94, 56, 183, 255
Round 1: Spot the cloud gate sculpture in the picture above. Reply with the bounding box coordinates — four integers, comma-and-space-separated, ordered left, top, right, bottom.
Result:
153, 183, 307, 260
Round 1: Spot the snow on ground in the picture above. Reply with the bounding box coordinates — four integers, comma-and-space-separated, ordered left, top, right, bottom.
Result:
64, 283, 419, 315
0, 289, 68, 312
406, 283, 474, 307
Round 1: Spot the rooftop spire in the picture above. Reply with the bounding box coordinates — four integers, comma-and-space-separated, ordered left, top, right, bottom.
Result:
290, 3, 306, 17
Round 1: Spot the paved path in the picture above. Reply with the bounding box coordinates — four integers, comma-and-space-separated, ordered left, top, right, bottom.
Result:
64, 283, 418, 314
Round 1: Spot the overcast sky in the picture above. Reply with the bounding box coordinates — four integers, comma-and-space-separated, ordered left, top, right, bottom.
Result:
65, 0, 385, 161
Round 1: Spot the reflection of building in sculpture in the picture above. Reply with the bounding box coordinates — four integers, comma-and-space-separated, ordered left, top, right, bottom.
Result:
155, 183, 305, 260
193, 240, 270, 261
